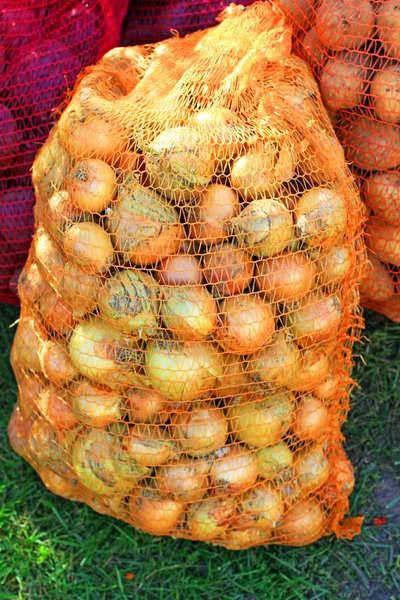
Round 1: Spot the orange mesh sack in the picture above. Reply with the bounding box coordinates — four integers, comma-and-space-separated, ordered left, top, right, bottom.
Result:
288, 0, 400, 322
9, 1, 366, 550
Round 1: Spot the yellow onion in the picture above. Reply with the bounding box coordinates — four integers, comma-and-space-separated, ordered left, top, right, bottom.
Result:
358, 254, 395, 303
161, 285, 218, 341
18, 263, 48, 305
230, 145, 281, 200
17, 374, 44, 420
280, 478, 302, 508
293, 444, 330, 495
129, 487, 185, 534
329, 455, 355, 497
38, 289, 76, 335
202, 242, 254, 296
36, 387, 78, 430
171, 403, 228, 457
292, 395, 330, 442
246, 331, 300, 388
8, 406, 33, 460
34, 227, 65, 288
288, 348, 330, 392
39, 339, 79, 386
125, 424, 174, 467
156, 459, 210, 502
99, 269, 159, 337
39, 468, 82, 501
64, 221, 114, 274
12, 316, 47, 372
255, 251, 316, 304
187, 107, 245, 160
47, 190, 84, 243
309, 245, 353, 286
145, 339, 223, 401
230, 198, 293, 258
106, 183, 184, 266
313, 371, 343, 399
28, 417, 71, 473
216, 353, 250, 399
215, 294, 275, 355
227, 390, 295, 448
187, 184, 240, 246
67, 159, 117, 213
32, 131, 69, 201
59, 262, 101, 316
86, 494, 126, 518
210, 445, 258, 493
221, 527, 271, 550
146, 127, 215, 202
72, 428, 151, 496
187, 496, 237, 541
69, 379, 122, 428
237, 482, 283, 531
295, 188, 347, 248
277, 497, 325, 546
155, 253, 203, 286
125, 387, 170, 424
255, 442, 294, 480
285, 291, 342, 348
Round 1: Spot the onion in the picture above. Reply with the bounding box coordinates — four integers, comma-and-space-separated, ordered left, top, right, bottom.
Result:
145, 339, 223, 401
230, 198, 294, 258
72, 428, 151, 496
358, 255, 395, 303
47, 190, 84, 243
187, 184, 240, 246
237, 482, 283, 531
28, 417, 70, 472
313, 372, 342, 399
215, 294, 275, 355
279, 478, 302, 508
125, 387, 169, 424
146, 127, 215, 202
156, 459, 210, 502
309, 245, 353, 286
210, 445, 258, 493
187, 107, 245, 160
285, 292, 342, 348
277, 497, 326, 546
8, 406, 33, 460
117, 151, 144, 174
220, 527, 271, 550
39, 339, 79, 386
366, 219, 400, 267
99, 269, 159, 337
34, 227, 65, 289
216, 353, 250, 399
171, 403, 228, 457
292, 395, 330, 442
67, 159, 117, 213
17, 374, 44, 420
295, 188, 347, 248
12, 316, 47, 372
125, 424, 174, 467
255, 251, 316, 304
69, 379, 122, 428
246, 331, 300, 388
288, 348, 330, 392
155, 254, 203, 286
230, 146, 281, 200
32, 131, 69, 202
129, 487, 185, 534
38, 289, 76, 335
69, 317, 144, 387
86, 494, 125, 518
227, 390, 295, 448
294, 444, 330, 495
37, 387, 78, 430
39, 468, 82, 501
106, 183, 184, 266
256, 442, 294, 480
161, 285, 218, 341
203, 242, 254, 296
329, 455, 355, 497
59, 262, 101, 316
18, 263, 50, 305
187, 496, 237, 541
64, 222, 114, 274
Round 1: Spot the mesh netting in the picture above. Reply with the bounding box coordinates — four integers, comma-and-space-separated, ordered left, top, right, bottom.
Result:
9, 1, 366, 549
290, 0, 400, 322
0, 0, 129, 305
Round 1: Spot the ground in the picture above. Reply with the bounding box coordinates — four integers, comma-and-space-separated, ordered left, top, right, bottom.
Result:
0, 304, 399, 600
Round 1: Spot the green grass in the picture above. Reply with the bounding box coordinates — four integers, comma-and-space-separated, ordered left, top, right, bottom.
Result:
0, 304, 399, 600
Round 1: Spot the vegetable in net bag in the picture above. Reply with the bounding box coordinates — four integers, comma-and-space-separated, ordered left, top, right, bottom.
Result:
9, 1, 366, 549
0, 0, 129, 305
288, 0, 400, 322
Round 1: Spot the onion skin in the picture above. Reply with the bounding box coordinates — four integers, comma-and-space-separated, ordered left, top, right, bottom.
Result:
237, 482, 284, 531
64, 222, 114, 274
221, 527, 271, 550
288, 348, 330, 392
34, 228, 65, 289
230, 147, 281, 200
292, 395, 330, 442
28, 418, 71, 474
295, 188, 347, 248
203, 243, 254, 296
276, 497, 326, 546
38, 290, 76, 335
294, 444, 330, 495
8, 406, 33, 460
216, 354, 250, 399
18, 263, 48, 305
188, 184, 240, 246
125, 424, 174, 467
313, 372, 342, 400
309, 245, 353, 287
67, 158, 117, 213
246, 331, 301, 388
215, 294, 275, 355
171, 403, 228, 457
156, 459, 210, 503
187, 107, 245, 160
69, 379, 122, 428
329, 455, 355, 498
210, 446, 258, 493
154, 254, 203, 286
285, 292, 342, 348
32, 131, 68, 202
161, 285, 218, 341
59, 262, 101, 316
256, 251, 317, 304
17, 374, 44, 420
187, 496, 237, 541
129, 488, 185, 535
39, 340, 79, 387
12, 316, 47, 373
37, 388, 78, 430
256, 442, 294, 480
125, 388, 169, 424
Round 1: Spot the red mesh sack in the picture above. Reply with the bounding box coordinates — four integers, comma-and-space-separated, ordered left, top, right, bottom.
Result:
9, 1, 366, 549
285, 0, 400, 322
0, 0, 129, 305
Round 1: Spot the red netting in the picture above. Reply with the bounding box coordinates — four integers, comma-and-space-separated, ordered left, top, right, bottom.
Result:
0, 0, 129, 305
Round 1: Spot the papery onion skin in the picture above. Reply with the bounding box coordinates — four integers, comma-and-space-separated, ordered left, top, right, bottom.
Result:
202, 242, 254, 296
37, 388, 78, 430
17, 374, 44, 420
67, 158, 117, 213
187, 496, 237, 541
187, 107, 245, 160
64, 222, 114, 274
47, 190, 83, 243
309, 245, 353, 287
216, 353, 250, 399
125, 387, 169, 424
156, 459, 210, 503
220, 527, 272, 550
154, 254, 203, 286
188, 184, 240, 246
69, 379, 122, 428
38, 290, 76, 335
285, 292, 342, 348
161, 285, 218, 341
256, 442, 294, 480
171, 403, 228, 457
246, 331, 300, 388
125, 424, 174, 467
237, 482, 284, 531
12, 316, 47, 372
276, 497, 326, 546
59, 262, 101, 316
295, 188, 347, 248
313, 372, 342, 399
292, 395, 330, 441
129, 488, 185, 534
230, 147, 281, 200
293, 444, 330, 495
8, 406, 34, 460
18, 263, 49, 305
39, 468, 82, 501
255, 251, 316, 304
287, 348, 330, 392
210, 445, 258, 493
40, 340, 79, 386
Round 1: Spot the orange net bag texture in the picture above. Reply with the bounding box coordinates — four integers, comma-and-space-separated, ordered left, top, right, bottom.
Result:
286, 0, 400, 322
9, 1, 367, 550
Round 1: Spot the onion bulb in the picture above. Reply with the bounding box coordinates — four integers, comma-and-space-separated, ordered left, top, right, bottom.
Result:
277, 497, 325, 546
17, 374, 44, 420
227, 390, 295, 448
203, 242, 254, 296
292, 395, 330, 441
187, 496, 237, 541
69, 379, 122, 428
288, 348, 330, 392
313, 371, 343, 399
37, 387, 78, 430
309, 245, 353, 286
329, 455, 355, 497
255, 442, 294, 480
161, 285, 218, 341
285, 292, 342, 348
34, 227, 65, 288
293, 444, 330, 495
171, 403, 228, 457
156, 459, 210, 502
99, 269, 159, 337
145, 339, 223, 401
106, 183, 184, 266
18, 263, 48, 305
28, 417, 70, 471
47, 190, 84, 242
38, 289, 75, 335
67, 159, 117, 213
125, 387, 169, 424
230, 198, 294, 258
154, 254, 203, 286
64, 222, 114, 274
216, 353, 250, 399
359, 254, 395, 303
366, 219, 400, 267
59, 262, 101, 316
32, 131, 68, 202
255, 251, 316, 304
237, 482, 283, 531
215, 294, 275, 355
125, 424, 174, 467
210, 445, 258, 493
221, 527, 271, 550
230, 146, 281, 200
12, 316, 47, 372
187, 107, 245, 160
246, 331, 300, 388
39, 339, 79, 386
295, 188, 347, 248
187, 184, 240, 246
8, 406, 33, 460
39, 468, 82, 501
129, 487, 185, 534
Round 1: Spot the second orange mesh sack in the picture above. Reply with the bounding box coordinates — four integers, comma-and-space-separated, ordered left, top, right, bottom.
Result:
289, 0, 400, 322
9, 1, 366, 550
